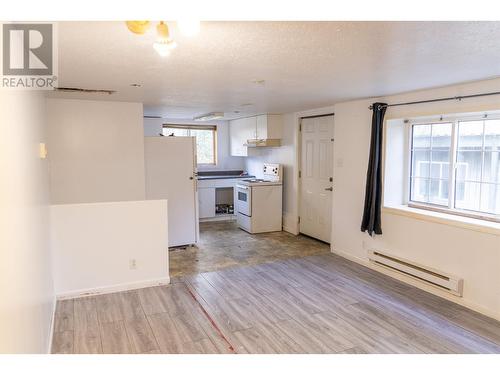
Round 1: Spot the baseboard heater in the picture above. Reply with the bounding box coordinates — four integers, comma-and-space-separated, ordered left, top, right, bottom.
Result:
367, 250, 463, 296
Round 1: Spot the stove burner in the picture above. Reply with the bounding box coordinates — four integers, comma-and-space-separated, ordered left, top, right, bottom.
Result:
242, 179, 271, 183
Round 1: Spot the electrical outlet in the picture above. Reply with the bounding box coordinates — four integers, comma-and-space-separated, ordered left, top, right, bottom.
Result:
129, 259, 137, 270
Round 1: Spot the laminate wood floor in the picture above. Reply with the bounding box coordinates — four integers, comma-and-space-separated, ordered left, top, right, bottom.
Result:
52, 253, 500, 354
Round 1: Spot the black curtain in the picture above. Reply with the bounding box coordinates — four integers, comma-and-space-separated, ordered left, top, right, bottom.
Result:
361, 102, 387, 236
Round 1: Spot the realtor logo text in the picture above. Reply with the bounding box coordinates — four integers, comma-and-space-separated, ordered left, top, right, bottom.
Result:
1, 23, 57, 89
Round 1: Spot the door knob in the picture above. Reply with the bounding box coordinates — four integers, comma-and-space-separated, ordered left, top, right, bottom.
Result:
325, 187, 333, 191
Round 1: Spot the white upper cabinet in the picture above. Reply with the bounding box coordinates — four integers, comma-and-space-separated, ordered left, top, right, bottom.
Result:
230, 114, 283, 156
255, 114, 283, 140
229, 116, 256, 156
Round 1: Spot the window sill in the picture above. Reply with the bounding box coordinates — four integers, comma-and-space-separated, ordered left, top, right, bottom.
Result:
382, 204, 500, 237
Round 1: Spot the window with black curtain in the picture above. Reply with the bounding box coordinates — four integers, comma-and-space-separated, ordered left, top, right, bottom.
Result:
409, 117, 500, 220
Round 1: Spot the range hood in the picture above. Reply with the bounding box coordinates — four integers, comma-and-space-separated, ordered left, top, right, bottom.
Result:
244, 139, 281, 148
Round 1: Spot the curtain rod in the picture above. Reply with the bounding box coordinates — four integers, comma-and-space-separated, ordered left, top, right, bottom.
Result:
368, 90, 500, 110
300, 113, 335, 119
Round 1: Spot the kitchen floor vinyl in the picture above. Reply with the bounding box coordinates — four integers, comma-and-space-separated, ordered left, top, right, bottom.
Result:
169, 220, 330, 278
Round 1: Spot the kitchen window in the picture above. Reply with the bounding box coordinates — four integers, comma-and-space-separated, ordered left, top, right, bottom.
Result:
162, 124, 217, 165
408, 116, 500, 221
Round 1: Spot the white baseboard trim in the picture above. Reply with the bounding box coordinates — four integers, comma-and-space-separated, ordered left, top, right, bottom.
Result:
330, 247, 500, 322
55, 277, 171, 300
200, 215, 236, 223
47, 295, 57, 354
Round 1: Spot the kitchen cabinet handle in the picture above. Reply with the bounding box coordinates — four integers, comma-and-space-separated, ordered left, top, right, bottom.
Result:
325, 187, 333, 191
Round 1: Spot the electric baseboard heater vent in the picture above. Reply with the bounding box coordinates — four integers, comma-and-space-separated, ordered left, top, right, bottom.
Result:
367, 250, 463, 296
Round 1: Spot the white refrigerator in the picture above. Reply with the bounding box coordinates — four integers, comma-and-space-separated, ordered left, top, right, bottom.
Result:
144, 136, 199, 247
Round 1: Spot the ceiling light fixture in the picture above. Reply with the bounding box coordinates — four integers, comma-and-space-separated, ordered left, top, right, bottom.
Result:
126, 21, 151, 35
153, 21, 177, 57
193, 112, 224, 121
126, 20, 201, 57
177, 19, 200, 37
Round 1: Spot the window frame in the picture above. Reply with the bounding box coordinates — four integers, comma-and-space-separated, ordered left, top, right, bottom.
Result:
162, 124, 218, 166
406, 114, 500, 223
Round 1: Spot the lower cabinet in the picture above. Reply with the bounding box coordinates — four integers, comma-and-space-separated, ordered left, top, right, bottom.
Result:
198, 187, 216, 219
198, 178, 240, 220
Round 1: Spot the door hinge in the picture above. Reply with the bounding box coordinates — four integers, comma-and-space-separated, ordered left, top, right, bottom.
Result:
299, 171, 301, 178
298, 216, 301, 224
331, 138, 334, 142
299, 123, 302, 131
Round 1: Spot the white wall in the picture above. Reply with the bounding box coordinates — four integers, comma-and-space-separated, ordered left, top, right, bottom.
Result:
47, 99, 146, 204
383, 119, 407, 206
144, 117, 164, 137
144, 117, 245, 171
0, 92, 54, 353
332, 77, 500, 319
50, 200, 169, 297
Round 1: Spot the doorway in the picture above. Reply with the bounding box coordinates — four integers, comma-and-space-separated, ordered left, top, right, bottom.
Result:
299, 114, 334, 243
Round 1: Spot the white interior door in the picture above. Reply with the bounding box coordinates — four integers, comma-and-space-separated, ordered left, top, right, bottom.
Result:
299, 115, 334, 243
144, 136, 198, 247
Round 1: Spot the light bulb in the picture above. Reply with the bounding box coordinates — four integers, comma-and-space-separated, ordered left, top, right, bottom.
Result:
177, 19, 200, 37
153, 39, 177, 57
153, 41, 170, 57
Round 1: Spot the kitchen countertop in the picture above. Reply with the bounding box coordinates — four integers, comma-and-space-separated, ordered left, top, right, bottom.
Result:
197, 175, 255, 181
197, 170, 254, 181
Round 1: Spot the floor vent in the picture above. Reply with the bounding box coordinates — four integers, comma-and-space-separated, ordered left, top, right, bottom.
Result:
367, 250, 463, 296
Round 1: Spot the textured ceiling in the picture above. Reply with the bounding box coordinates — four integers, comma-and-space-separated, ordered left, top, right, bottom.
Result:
49, 21, 500, 119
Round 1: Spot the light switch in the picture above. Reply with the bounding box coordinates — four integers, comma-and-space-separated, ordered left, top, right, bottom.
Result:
39, 143, 48, 159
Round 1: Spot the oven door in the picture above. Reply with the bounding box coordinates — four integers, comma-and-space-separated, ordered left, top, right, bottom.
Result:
236, 184, 252, 216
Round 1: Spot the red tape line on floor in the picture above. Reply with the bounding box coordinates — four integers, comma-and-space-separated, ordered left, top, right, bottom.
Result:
185, 285, 236, 354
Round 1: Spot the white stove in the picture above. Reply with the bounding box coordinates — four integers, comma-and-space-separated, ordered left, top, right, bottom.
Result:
236, 163, 283, 233
237, 164, 283, 187
238, 178, 283, 186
